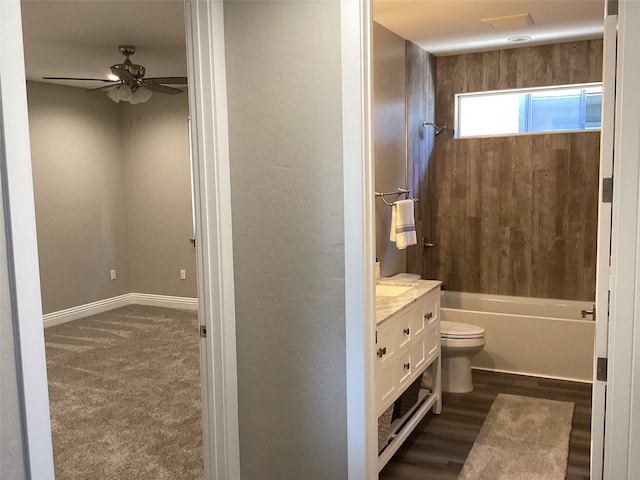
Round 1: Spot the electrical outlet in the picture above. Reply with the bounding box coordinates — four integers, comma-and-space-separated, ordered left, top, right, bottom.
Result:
180, 269, 186, 280
110, 269, 117, 280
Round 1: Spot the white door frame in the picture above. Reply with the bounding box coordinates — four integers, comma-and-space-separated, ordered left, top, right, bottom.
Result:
605, 1, 640, 478
591, 4, 617, 479
341, 0, 377, 478
184, 2, 241, 479
0, 0, 55, 477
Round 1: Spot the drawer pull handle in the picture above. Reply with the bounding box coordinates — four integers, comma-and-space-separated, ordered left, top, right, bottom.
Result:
404, 362, 410, 370
403, 328, 410, 335
425, 312, 433, 320
377, 347, 387, 358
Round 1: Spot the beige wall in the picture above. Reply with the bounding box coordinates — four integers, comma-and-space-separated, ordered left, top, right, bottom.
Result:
121, 95, 196, 297
28, 81, 132, 313
373, 22, 407, 277
224, 2, 347, 478
27, 81, 195, 314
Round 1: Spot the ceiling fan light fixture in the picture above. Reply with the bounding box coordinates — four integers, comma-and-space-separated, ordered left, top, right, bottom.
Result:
117, 84, 132, 101
106, 86, 121, 103
130, 86, 153, 104
107, 73, 120, 81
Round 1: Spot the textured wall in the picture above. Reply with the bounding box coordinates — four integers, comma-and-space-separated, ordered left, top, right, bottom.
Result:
373, 22, 407, 277
28, 81, 132, 313
121, 95, 196, 297
28, 81, 196, 314
224, 2, 347, 479
430, 40, 602, 300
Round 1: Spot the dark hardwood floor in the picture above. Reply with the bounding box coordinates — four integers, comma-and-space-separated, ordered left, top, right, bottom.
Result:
379, 370, 592, 480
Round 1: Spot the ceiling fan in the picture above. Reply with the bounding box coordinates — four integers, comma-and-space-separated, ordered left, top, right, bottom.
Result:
43, 45, 188, 104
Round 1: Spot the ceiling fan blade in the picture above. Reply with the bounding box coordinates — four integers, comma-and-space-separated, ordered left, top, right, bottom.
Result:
86, 84, 119, 92
144, 76, 188, 85
143, 82, 183, 95
111, 66, 133, 81
43, 76, 114, 82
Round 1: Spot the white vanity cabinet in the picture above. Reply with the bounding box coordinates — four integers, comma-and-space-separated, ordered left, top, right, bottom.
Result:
376, 282, 442, 470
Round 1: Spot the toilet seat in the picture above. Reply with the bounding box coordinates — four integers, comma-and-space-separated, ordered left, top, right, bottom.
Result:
440, 321, 485, 339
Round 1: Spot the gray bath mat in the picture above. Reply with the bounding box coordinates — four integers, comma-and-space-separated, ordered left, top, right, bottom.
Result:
458, 393, 574, 480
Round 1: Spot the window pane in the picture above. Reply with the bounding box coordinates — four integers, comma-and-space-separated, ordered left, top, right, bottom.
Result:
529, 93, 582, 132
455, 83, 602, 138
458, 93, 521, 137
585, 93, 603, 129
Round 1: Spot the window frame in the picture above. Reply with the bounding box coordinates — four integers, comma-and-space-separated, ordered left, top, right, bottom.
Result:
454, 82, 603, 139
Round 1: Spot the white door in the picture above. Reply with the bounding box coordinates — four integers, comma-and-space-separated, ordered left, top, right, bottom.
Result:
590, 3, 617, 479
603, 1, 640, 478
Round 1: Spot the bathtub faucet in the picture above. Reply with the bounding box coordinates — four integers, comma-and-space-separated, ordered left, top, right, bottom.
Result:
581, 304, 595, 320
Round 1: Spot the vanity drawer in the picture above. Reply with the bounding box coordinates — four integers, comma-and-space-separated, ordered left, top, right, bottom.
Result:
394, 315, 412, 350
421, 293, 439, 328
409, 292, 438, 337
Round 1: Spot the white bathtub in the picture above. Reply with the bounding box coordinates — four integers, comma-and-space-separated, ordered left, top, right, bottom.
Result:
441, 291, 595, 383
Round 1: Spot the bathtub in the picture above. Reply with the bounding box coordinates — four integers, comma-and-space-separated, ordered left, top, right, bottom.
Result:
441, 291, 595, 383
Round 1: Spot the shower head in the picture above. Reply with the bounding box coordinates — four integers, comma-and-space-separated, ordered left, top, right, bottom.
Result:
423, 121, 447, 135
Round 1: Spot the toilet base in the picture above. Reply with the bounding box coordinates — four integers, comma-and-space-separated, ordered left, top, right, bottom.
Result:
441, 355, 474, 393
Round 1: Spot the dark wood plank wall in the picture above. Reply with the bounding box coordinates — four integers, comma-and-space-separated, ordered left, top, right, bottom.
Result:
423, 40, 602, 301
406, 41, 436, 276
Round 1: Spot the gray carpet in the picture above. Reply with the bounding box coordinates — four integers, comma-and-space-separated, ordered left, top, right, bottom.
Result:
45, 305, 204, 479
458, 393, 574, 480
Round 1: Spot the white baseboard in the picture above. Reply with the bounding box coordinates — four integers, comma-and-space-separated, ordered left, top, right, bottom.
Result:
131, 293, 198, 311
43, 293, 198, 328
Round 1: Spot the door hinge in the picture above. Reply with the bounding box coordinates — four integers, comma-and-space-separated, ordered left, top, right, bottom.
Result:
602, 177, 613, 204
597, 357, 608, 381
200, 325, 207, 338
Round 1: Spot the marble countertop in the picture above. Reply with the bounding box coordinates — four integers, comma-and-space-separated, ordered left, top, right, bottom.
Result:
376, 277, 442, 325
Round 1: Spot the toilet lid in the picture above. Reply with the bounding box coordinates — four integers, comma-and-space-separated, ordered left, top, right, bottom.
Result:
440, 321, 485, 339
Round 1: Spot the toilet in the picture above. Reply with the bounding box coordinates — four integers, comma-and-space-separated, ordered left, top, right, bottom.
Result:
440, 321, 486, 393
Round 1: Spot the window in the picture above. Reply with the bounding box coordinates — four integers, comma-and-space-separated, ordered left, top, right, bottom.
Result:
455, 83, 602, 138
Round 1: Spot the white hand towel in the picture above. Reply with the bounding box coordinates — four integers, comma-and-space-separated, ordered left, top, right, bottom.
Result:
390, 199, 417, 249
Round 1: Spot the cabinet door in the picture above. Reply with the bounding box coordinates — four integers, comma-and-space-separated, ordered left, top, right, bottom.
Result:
423, 323, 439, 366
375, 324, 395, 412
411, 332, 427, 374
397, 349, 412, 389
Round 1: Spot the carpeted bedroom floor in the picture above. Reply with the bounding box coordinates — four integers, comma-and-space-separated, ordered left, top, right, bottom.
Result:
45, 305, 204, 480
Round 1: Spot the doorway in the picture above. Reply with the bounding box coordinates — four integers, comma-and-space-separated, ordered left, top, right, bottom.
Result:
21, 1, 203, 477
371, 1, 606, 478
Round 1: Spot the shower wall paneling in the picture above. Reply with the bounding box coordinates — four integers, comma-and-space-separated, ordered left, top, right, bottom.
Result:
406, 41, 436, 277
429, 40, 603, 301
